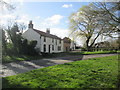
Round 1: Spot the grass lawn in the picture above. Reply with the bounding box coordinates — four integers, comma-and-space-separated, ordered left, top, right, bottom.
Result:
2, 55, 119, 88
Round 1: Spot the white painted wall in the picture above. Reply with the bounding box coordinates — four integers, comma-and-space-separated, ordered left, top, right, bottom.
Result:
41, 36, 63, 53
22, 28, 41, 51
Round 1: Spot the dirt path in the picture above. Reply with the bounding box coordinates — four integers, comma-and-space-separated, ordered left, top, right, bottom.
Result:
1, 54, 117, 77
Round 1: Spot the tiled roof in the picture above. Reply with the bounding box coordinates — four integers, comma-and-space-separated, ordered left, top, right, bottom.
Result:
33, 29, 62, 40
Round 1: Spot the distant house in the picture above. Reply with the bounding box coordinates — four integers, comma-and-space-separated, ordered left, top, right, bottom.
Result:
63, 37, 76, 52
22, 21, 63, 53
94, 41, 110, 48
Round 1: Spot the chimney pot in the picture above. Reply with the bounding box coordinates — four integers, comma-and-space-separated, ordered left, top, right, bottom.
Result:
46, 28, 50, 34
28, 20, 33, 29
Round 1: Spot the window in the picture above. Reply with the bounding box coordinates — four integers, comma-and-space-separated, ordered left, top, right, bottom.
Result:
52, 38, 54, 43
44, 37, 46, 42
56, 39, 57, 45
52, 45, 54, 51
58, 46, 61, 51
59, 40, 61, 44
44, 44, 46, 52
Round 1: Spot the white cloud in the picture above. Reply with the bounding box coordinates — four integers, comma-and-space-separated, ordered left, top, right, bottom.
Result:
65, 20, 69, 23
0, 14, 14, 19
45, 15, 63, 25
16, 15, 29, 24
50, 28, 69, 38
35, 16, 41, 19
0, 14, 15, 26
0, 14, 30, 26
41, 15, 64, 27
62, 4, 73, 8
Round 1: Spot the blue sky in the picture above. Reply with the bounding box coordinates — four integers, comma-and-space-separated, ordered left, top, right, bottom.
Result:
1, 2, 90, 45
19, 2, 89, 29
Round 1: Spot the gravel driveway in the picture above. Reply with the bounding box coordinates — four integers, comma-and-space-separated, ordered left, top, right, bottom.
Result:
1, 54, 117, 77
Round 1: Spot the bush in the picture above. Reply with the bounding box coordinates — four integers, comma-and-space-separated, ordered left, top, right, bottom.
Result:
27, 40, 38, 55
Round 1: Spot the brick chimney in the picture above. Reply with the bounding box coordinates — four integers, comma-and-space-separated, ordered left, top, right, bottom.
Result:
46, 28, 50, 34
28, 20, 33, 29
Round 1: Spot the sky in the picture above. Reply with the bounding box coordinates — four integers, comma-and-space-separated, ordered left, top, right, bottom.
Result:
1, 1, 91, 45
1, 0, 119, 46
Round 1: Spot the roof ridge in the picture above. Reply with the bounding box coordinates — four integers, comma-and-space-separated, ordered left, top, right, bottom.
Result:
33, 29, 61, 39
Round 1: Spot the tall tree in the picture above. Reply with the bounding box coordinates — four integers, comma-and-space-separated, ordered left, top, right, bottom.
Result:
69, 4, 108, 50
6, 22, 26, 54
69, 2, 119, 51
0, 0, 15, 57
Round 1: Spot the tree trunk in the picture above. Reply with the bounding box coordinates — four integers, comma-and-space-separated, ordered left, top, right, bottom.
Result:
86, 37, 91, 51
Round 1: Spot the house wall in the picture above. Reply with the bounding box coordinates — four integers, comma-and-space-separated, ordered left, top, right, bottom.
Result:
41, 36, 63, 53
70, 41, 76, 50
63, 43, 71, 52
22, 28, 63, 53
22, 28, 41, 51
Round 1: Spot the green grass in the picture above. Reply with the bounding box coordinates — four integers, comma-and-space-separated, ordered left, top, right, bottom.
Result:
2, 55, 119, 88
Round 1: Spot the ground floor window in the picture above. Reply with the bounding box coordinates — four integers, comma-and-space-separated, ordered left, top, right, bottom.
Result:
44, 44, 46, 52
52, 45, 54, 51
58, 46, 61, 51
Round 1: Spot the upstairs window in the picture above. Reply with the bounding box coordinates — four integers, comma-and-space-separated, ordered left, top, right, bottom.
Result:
59, 40, 61, 44
44, 37, 46, 42
56, 39, 57, 45
52, 38, 54, 43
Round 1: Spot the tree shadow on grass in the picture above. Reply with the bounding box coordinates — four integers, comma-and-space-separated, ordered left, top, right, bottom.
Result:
2, 71, 59, 88
2, 53, 84, 77
2, 78, 28, 88
2, 59, 58, 77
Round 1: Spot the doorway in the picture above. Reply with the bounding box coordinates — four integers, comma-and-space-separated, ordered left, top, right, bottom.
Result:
49, 45, 50, 53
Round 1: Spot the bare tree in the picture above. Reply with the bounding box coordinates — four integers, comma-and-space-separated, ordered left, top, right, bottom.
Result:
93, 2, 120, 36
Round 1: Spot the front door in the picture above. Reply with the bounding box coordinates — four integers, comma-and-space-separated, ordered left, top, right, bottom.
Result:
49, 45, 50, 53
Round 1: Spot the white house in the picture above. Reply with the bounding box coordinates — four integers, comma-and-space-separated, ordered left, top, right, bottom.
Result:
22, 21, 63, 53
